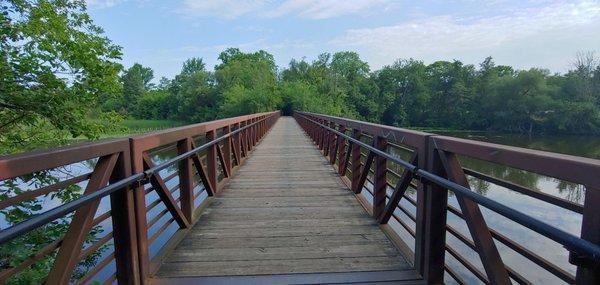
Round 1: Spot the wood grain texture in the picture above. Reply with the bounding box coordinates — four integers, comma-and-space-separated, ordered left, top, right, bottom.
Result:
156, 117, 410, 278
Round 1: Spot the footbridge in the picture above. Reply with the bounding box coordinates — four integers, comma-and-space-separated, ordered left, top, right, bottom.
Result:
0, 111, 599, 284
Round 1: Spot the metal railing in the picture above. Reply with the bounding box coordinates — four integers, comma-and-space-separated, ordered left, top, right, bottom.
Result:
0, 111, 280, 284
294, 111, 600, 285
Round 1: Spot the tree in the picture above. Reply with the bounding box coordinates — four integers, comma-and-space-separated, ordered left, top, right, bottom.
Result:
375, 59, 429, 126
215, 49, 279, 116
0, 0, 122, 154
0, 0, 122, 283
120, 63, 154, 113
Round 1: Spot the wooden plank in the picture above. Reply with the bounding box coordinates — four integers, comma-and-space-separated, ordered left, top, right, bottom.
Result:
175, 233, 390, 249
152, 270, 423, 285
167, 244, 400, 262
158, 256, 409, 277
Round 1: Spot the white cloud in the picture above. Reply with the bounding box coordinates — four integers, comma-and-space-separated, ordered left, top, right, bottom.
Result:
179, 0, 391, 19
263, 0, 389, 19
86, 0, 125, 8
179, 0, 270, 19
330, 0, 600, 71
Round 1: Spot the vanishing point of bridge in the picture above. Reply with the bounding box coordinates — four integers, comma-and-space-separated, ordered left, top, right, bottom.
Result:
0, 111, 599, 284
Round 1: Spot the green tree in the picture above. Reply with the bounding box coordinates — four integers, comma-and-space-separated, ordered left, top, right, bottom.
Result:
0, 0, 121, 283
216, 48, 279, 116
1, 0, 122, 154
374, 59, 430, 126
119, 63, 154, 113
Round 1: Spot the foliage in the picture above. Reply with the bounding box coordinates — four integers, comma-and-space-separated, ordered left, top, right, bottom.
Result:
1, 0, 123, 154
116, 50, 600, 135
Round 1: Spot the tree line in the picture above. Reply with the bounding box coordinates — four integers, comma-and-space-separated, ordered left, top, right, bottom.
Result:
108, 50, 600, 135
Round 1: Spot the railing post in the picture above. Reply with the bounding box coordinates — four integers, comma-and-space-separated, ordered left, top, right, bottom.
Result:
329, 122, 337, 164
308, 117, 315, 142
177, 137, 194, 221
223, 126, 232, 175
233, 122, 241, 164
323, 120, 330, 157
574, 186, 600, 284
337, 125, 347, 172
245, 119, 251, 151
250, 118, 255, 147
373, 136, 387, 218
110, 150, 140, 284
318, 119, 325, 150
351, 129, 363, 192
206, 130, 218, 193
242, 121, 248, 157
414, 137, 429, 276
422, 139, 449, 284
253, 117, 258, 146
130, 140, 150, 284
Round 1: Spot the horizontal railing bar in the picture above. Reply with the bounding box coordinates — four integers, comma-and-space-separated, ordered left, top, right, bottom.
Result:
446, 244, 489, 284
393, 213, 416, 237
445, 264, 467, 285
149, 217, 175, 244
78, 231, 113, 260
298, 114, 600, 262
76, 253, 115, 285
463, 168, 583, 213
0, 115, 273, 245
146, 184, 180, 213
0, 239, 61, 282
386, 141, 415, 153
147, 209, 170, 230
0, 172, 92, 210
103, 273, 116, 285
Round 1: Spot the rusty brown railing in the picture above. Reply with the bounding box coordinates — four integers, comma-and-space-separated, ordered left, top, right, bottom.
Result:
0, 111, 280, 284
294, 111, 600, 285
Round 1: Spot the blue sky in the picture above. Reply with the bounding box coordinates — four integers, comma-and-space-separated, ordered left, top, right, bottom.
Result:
86, 0, 600, 79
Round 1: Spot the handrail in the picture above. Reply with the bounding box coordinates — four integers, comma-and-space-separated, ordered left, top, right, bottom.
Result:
295, 113, 600, 262
0, 115, 271, 245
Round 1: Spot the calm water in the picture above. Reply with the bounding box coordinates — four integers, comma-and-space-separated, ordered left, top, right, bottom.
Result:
377, 131, 600, 284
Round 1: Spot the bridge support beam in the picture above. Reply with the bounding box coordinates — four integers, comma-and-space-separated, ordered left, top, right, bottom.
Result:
373, 136, 387, 219
350, 129, 363, 193
421, 143, 448, 284
177, 137, 194, 221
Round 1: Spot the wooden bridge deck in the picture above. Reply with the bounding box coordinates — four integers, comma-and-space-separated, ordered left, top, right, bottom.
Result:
154, 117, 418, 283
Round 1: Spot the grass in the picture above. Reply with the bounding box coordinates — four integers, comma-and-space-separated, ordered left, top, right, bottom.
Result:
121, 119, 184, 131
99, 119, 185, 138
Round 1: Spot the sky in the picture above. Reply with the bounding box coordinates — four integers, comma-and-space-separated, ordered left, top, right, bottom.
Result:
86, 0, 600, 79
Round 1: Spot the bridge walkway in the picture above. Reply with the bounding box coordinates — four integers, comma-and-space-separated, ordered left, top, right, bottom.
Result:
154, 117, 420, 284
